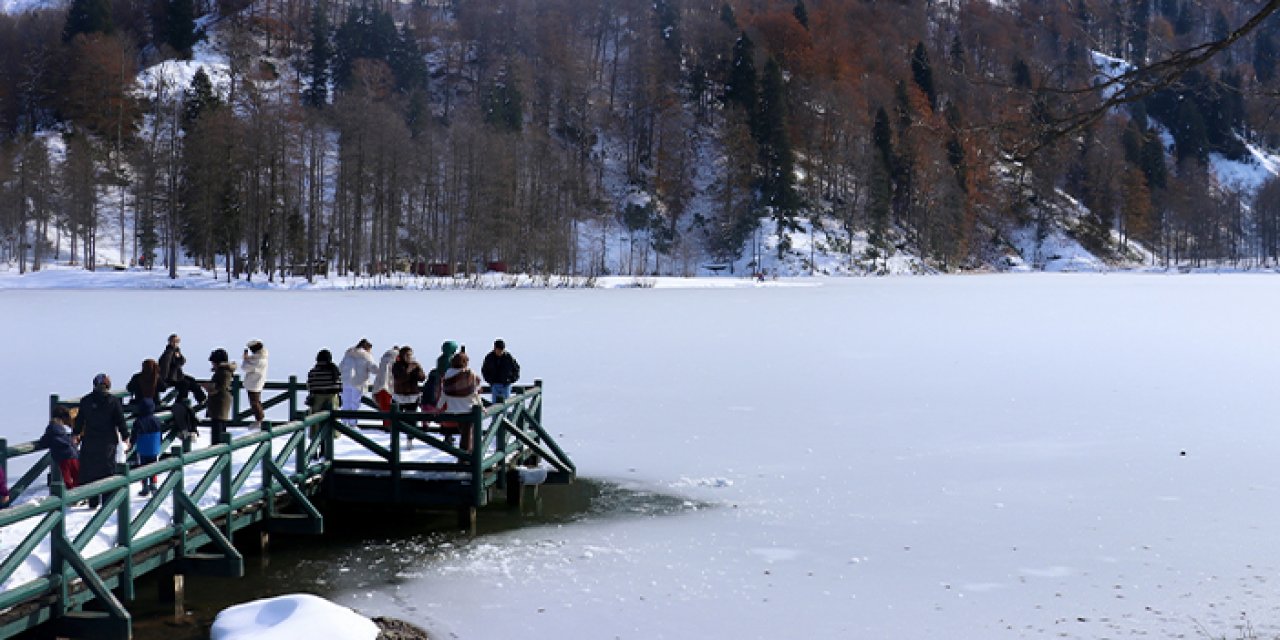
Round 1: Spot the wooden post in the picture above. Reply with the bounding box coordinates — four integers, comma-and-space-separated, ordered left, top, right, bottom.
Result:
231, 375, 242, 422
288, 376, 298, 421
118, 464, 135, 602
172, 574, 185, 623
533, 379, 543, 425
263, 430, 275, 517
390, 403, 401, 502
260, 531, 271, 570
470, 405, 484, 508
458, 506, 477, 534
50, 473, 67, 618
0, 437, 7, 497
506, 468, 523, 510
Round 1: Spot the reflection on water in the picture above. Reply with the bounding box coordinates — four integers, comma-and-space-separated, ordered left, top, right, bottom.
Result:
25, 479, 702, 640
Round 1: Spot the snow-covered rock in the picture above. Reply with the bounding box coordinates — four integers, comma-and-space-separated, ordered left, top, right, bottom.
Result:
211, 593, 379, 640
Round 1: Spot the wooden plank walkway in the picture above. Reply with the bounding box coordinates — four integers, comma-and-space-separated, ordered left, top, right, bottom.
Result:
0, 378, 574, 639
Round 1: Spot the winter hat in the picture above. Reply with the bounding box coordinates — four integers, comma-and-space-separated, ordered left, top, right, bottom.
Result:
436, 341, 459, 376
317, 349, 333, 364
92, 373, 111, 390
209, 348, 229, 364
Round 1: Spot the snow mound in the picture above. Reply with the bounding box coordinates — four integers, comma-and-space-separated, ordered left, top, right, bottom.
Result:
1006, 223, 1107, 273
1210, 142, 1280, 193
1090, 51, 1134, 101
211, 593, 379, 640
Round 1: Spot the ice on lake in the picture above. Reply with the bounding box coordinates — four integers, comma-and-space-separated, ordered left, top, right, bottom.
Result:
4, 274, 1280, 638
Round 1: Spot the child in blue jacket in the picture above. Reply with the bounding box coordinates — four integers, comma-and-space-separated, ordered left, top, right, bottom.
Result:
130, 399, 164, 496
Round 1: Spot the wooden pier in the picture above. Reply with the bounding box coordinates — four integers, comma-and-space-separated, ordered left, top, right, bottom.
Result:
0, 377, 574, 639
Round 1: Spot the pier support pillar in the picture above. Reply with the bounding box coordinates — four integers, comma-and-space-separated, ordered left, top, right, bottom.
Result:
172, 574, 185, 624
458, 507, 477, 535
506, 469, 523, 510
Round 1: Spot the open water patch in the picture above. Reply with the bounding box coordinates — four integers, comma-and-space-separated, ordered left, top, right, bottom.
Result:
109, 478, 702, 640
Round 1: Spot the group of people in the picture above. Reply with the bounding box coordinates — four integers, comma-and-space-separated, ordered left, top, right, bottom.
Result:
306, 338, 521, 452
22, 333, 267, 506
10, 334, 520, 508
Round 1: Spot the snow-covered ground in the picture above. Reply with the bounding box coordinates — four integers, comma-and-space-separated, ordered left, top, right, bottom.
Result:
4, 276, 1280, 638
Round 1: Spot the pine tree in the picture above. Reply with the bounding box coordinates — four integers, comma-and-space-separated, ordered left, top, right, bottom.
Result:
793, 0, 808, 30
910, 42, 937, 111
757, 57, 797, 216
725, 32, 757, 112
166, 0, 196, 58
868, 107, 893, 249
1173, 99, 1208, 164
719, 3, 736, 29
389, 24, 425, 93
1129, 0, 1151, 62
654, 0, 680, 53
63, 0, 113, 41
1255, 33, 1277, 84
304, 0, 332, 108
1011, 57, 1032, 89
482, 78, 523, 132
1139, 131, 1167, 189
183, 67, 220, 129
948, 33, 966, 74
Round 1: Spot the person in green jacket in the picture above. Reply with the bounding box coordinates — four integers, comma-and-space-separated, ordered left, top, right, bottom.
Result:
435, 341, 459, 379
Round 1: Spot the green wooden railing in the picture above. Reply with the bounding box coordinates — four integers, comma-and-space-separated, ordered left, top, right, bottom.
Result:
0, 376, 572, 640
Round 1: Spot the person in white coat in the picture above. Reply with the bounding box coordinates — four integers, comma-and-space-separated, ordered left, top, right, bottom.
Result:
241, 340, 268, 427
338, 339, 379, 427
371, 344, 399, 421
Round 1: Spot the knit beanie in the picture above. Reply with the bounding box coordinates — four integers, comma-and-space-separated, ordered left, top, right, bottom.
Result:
436, 341, 459, 377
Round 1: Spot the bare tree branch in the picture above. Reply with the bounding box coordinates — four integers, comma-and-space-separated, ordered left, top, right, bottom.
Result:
1005, 0, 1280, 163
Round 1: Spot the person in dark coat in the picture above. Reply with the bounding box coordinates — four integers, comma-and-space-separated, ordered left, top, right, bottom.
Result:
306, 349, 343, 414
38, 406, 80, 489
481, 339, 521, 403
74, 374, 128, 508
130, 399, 164, 496
126, 359, 163, 408
159, 334, 206, 404
205, 349, 236, 445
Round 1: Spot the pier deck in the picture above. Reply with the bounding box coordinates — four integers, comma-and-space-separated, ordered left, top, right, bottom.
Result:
0, 378, 573, 639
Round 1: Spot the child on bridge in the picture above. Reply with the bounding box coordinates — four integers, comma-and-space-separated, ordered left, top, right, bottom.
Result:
39, 406, 79, 489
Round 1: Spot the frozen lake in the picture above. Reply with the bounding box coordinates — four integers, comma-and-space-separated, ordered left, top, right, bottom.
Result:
3, 274, 1280, 638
